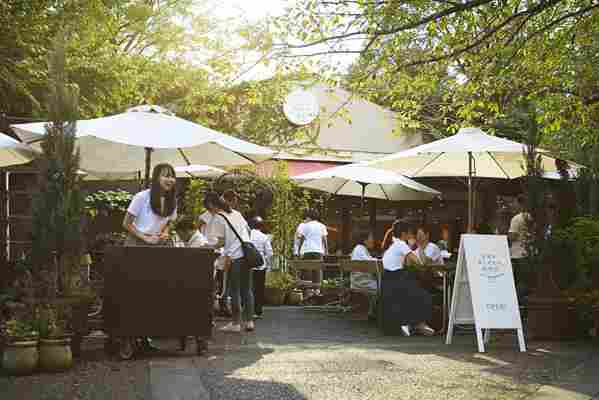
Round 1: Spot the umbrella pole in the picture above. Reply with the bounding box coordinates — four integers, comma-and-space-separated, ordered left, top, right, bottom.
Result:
144, 147, 153, 188
468, 152, 474, 233
359, 182, 367, 216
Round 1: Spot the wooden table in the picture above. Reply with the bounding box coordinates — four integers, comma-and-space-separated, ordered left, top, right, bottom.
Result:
103, 246, 216, 358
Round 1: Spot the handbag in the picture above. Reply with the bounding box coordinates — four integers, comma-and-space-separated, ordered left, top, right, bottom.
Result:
218, 213, 264, 269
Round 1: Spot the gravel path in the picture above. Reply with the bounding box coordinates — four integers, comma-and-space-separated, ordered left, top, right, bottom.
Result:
1, 307, 598, 400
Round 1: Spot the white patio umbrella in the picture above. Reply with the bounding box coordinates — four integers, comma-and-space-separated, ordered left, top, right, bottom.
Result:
10, 108, 273, 182
0, 132, 39, 167
292, 164, 441, 207
364, 127, 582, 231
174, 164, 225, 178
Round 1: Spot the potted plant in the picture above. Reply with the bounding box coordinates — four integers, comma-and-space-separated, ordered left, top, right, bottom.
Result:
265, 270, 295, 305
36, 305, 73, 372
1, 318, 39, 375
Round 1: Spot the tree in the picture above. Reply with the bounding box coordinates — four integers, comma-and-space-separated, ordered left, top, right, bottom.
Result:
272, 1, 599, 158
30, 33, 84, 297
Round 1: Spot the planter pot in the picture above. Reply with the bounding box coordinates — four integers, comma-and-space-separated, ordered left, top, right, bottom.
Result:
2, 339, 39, 375
39, 338, 72, 372
264, 288, 286, 305
527, 296, 577, 340
286, 291, 303, 305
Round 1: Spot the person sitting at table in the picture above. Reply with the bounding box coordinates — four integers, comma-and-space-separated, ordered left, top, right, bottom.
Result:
415, 228, 444, 266
381, 221, 435, 337
350, 231, 378, 291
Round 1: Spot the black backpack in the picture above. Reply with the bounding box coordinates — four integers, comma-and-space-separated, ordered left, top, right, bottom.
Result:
218, 213, 264, 269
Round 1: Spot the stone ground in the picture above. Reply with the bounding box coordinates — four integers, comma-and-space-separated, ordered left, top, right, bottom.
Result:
1, 306, 599, 400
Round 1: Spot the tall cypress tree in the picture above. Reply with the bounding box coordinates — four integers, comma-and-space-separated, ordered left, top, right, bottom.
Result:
31, 33, 83, 296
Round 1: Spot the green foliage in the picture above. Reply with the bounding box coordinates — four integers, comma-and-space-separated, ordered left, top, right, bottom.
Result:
181, 178, 208, 223
3, 318, 38, 340
266, 162, 312, 267
321, 278, 344, 289
31, 34, 84, 297
265, 270, 296, 291
33, 304, 66, 339
84, 190, 133, 218
274, 1, 599, 160
558, 217, 599, 279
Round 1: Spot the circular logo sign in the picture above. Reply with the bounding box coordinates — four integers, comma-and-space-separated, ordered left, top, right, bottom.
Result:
283, 89, 319, 126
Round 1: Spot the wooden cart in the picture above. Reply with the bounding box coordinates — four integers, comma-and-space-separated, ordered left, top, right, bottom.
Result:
103, 246, 216, 359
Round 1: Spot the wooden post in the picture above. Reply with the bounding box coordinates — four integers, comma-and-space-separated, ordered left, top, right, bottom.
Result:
341, 199, 351, 255
369, 199, 377, 235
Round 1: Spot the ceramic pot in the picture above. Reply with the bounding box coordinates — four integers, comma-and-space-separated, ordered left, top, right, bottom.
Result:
39, 338, 72, 372
2, 339, 39, 375
286, 291, 303, 305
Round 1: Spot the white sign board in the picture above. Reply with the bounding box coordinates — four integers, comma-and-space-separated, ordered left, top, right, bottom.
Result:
283, 89, 320, 126
446, 234, 526, 352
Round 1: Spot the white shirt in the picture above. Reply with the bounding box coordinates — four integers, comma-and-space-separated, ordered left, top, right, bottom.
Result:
351, 244, 376, 261
382, 239, 413, 271
127, 189, 177, 235
219, 211, 250, 260
416, 242, 444, 265
187, 230, 208, 247
250, 229, 273, 270
199, 211, 226, 244
509, 212, 530, 259
298, 220, 328, 255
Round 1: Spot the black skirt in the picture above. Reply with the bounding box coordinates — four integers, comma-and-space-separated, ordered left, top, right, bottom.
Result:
380, 269, 432, 335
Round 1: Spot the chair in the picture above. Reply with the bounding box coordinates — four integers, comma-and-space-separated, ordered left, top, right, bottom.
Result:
338, 260, 382, 316
289, 259, 349, 312
289, 259, 324, 289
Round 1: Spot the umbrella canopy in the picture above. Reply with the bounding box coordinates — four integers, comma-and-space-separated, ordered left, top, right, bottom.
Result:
11, 110, 273, 180
293, 164, 440, 201
364, 127, 577, 179
364, 127, 582, 230
174, 164, 225, 178
0, 132, 39, 167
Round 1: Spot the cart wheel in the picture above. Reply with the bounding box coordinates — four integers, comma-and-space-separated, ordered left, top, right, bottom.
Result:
118, 338, 135, 360
196, 338, 208, 355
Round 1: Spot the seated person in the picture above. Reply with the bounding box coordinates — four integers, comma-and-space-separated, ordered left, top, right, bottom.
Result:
187, 224, 208, 247
381, 221, 435, 337
350, 231, 378, 291
415, 229, 444, 266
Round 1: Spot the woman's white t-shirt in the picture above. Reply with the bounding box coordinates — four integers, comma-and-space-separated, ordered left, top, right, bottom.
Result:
417, 242, 444, 265
382, 239, 413, 271
127, 189, 177, 235
298, 220, 328, 255
219, 210, 250, 260
351, 244, 376, 261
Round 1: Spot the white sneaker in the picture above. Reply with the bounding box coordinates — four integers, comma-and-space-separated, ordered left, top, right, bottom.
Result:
401, 325, 411, 337
245, 321, 255, 332
219, 323, 241, 333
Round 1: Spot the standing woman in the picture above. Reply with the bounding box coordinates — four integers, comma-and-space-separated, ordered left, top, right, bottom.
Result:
249, 216, 273, 319
121, 163, 178, 351
218, 198, 255, 333
123, 163, 177, 246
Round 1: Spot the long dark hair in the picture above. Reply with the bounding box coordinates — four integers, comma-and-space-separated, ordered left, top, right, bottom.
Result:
150, 163, 177, 217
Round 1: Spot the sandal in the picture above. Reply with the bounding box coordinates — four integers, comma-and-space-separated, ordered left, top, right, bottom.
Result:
416, 326, 436, 336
